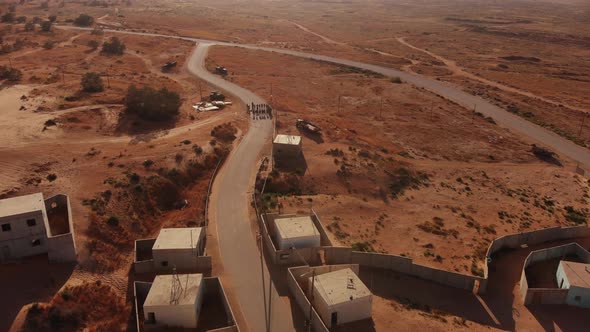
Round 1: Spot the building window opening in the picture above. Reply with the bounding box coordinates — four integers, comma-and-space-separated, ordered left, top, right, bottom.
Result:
161, 261, 169, 267
32, 239, 41, 247
27, 218, 36, 227
1, 223, 11, 232
575, 296, 581, 302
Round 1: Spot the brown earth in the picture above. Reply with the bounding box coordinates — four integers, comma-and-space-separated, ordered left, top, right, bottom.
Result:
208, 45, 590, 331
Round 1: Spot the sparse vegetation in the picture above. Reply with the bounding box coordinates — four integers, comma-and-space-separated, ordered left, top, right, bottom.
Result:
0, 65, 22, 81
125, 85, 181, 121
73, 13, 94, 27
531, 144, 561, 166
211, 122, 238, 142
81, 72, 104, 93
101, 36, 125, 55
388, 167, 429, 198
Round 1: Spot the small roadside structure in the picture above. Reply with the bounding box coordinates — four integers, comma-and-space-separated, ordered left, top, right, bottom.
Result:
143, 273, 204, 328
134, 227, 210, 274
274, 215, 320, 250
309, 267, 372, 328
556, 261, 590, 308
134, 274, 237, 332
272, 134, 305, 171
260, 211, 332, 265
0, 193, 77, 263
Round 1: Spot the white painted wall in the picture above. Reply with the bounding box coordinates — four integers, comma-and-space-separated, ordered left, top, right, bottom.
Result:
0, 211, 47, 261
277, 234, 320, 250
565, 286, 590, 308
144, 281, 204, 328
311, 285, 372, 328
153, 249, 199, 271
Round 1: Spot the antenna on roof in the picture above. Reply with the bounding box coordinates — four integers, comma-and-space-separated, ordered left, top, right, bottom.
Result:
170, 266, 183, 305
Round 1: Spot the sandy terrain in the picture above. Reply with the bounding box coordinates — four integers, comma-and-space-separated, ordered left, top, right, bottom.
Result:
207, 45, 590, 330
1, 0, 589, 330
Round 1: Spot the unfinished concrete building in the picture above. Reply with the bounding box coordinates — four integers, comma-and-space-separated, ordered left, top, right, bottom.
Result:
274, 215, 320, 250
309, 267, 372, 328
272, 134, 304, 168
260, 211, 332, 265
134, 227, 210, 273
143, 273, 205, 328
134, 274, 238, 332
0, 193, 76, 263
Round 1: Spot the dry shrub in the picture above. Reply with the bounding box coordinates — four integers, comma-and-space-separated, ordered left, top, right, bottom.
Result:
211, 122, 237, 142
24, 281, 129, 332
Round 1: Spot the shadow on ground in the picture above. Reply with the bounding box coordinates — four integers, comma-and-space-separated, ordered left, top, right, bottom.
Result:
0, 255, 75, 332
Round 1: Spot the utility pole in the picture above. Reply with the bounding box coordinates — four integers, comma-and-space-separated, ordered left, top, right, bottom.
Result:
308, 269, 315, 331
199, 81, 203, 100
8, 57, 12, 69
578, 112, 587, 137
338, 95, 341, 113
472, 104, 477, 123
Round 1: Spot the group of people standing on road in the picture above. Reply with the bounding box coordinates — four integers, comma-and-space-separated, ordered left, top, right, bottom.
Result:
247, 102, 272, 120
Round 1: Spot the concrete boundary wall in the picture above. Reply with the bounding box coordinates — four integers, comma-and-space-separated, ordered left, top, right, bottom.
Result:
519, 243, 590, 305
485, 226, 590, 279
325, 247, 482, 292
45, 194, 77, 262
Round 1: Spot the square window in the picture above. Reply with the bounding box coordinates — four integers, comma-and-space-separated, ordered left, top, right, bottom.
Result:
32, 239, 41, 247
27, 218, 36, 227
1, 223, 11, 232
575, 296, 581, 302
161, 261, 168, 267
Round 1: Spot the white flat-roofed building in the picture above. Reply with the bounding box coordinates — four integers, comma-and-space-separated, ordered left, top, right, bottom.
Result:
273, 134, 303, 160
556, 260, 590, 308
0, 193, 48, 260
309, 268, 372, 328
274, 215, 320, 250
143, 273, 204, 328
152, 227, 205, 271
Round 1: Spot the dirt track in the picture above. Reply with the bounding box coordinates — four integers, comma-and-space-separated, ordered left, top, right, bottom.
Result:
57, 25, 590, 171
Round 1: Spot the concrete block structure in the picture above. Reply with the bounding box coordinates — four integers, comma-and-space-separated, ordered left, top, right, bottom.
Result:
274, 215, 320, 250
259, 211, 333, 265
0, 193, 76, 263
143, 273, 204, 328
135, 275, 238, 332
272, 135, 303, 168
556, 261, 590, 308
309, 267, 372, 328
134, 227, 210, 274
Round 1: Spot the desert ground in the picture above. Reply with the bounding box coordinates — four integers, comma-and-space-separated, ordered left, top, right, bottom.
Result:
0, 0, 589, 331
209, 45, 590, 331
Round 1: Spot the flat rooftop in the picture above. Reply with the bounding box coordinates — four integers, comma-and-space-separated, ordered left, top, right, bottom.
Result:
275, 215, 319, 240
144, 273, 203, 307
153, 227, 202, 251
311, 268, 371, 306
0, 193, 45, 219
560, 261, 590, 288
273, 134, 301, 146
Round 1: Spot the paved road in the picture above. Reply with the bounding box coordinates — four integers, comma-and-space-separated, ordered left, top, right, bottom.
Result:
58, 25, 590, 169
187, 43, 294, 332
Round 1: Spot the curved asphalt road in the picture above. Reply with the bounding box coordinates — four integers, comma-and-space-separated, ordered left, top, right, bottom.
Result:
57, 26, 590, 331
187, 43, 293, 332
59, 26, 590, 169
